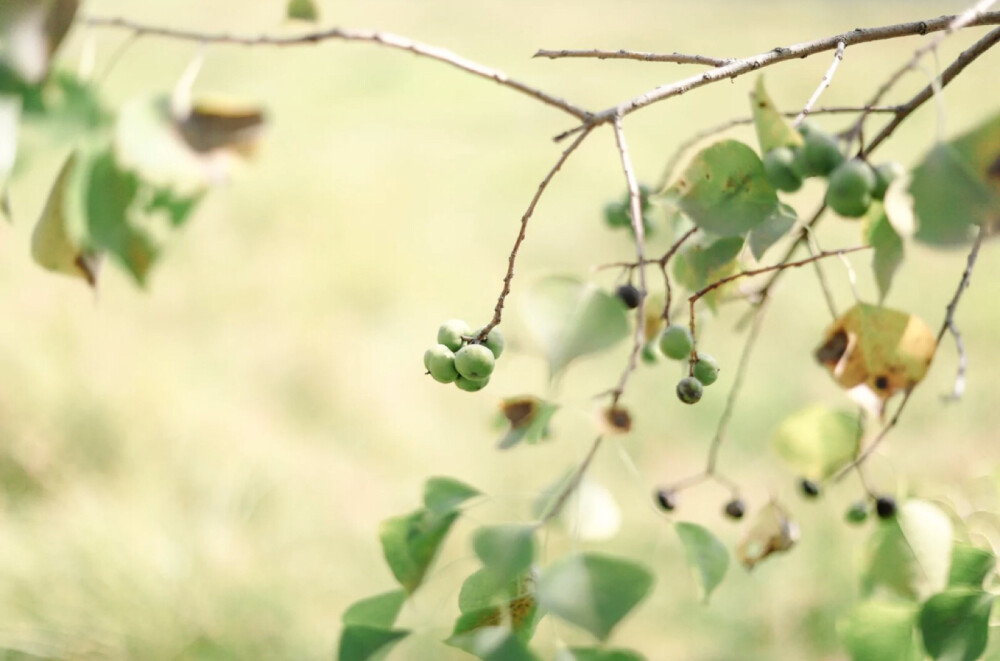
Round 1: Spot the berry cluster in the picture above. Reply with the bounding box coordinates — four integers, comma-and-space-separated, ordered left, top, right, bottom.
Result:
655, 324, 719, 405
762, 123, 903, 219
423, 320, 504, 392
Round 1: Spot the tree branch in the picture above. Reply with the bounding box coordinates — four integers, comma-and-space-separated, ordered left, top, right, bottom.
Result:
80, 15, 593, 121
534, 48, 731, 67
793, 41, 845, 128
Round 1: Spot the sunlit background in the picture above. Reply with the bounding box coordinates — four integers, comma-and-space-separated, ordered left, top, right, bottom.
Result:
1, 1, 999, 659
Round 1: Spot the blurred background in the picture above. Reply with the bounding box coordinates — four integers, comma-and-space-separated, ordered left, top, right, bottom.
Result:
1, 0, 999, 659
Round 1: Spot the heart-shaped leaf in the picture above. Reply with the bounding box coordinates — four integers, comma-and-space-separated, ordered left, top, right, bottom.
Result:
675, 522, 729, 601
770, 406, 861, 480
919, 588, 994, 661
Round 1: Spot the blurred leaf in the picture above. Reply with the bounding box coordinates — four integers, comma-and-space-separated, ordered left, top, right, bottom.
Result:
473, 525, 535, 590
911, 142, 999, 246
863, 500, 953, 601
558, 479, 621, 542
497, 396, 558, 450
948, 544, 995, 588
747, 202, 796, 261
336, 626, 408, 661
666, 139, 779, 237
342, 590, 407, 628
950, 111, 1000, 197
286, 0, 320, 21
750, 76, 803, 153
919, 588, 994, 661
448, 627, 539, 661
0, 93, 18, 219
863, 204, 904, 303
459, 568, 532, 613
452, 593, 540, 643
555, 648, 646, 661
145, 186, 204, 228
521, 276, 629, 377
536, 553, 653, 641
379, 508, 459, 594
737, 501, 799, 570
176, 100, 267, 154
839, 601, 920, 661
82, 148, 157, 285
423, 476, 480, 515
30, 152, 99, 285
675, 522, 729, 601
0, 0, 79, 83
672, 236, 743, 311
770, 406, 861, 480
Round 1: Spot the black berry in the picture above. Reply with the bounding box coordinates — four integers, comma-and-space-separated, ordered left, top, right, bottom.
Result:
655, 489, 677, 512
876, 495, 897, 519
724, 498, 746, 520
615, 284, 641, 309
800, 478, 821, 498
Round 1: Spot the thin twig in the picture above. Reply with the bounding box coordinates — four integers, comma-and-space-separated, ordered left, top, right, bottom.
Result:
835, 225, 986, 480
609, 116, 649, 405
535, 436, 604, 528
942, 318, 968, 402
802, 225, 839, 319
479, 128, 594, 337
80, 15, 592, 121
554, 10, 1000, 141
793, 41, 845, 128
534, 48, 731, 67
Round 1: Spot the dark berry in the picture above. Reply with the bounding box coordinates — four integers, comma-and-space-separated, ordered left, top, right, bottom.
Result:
876, 495, 897, 519
724, 498, 746, 520
655, 489, 677, 512
800, 478, 821, 498
676, 377, 704, 405
615, 284, 642, 309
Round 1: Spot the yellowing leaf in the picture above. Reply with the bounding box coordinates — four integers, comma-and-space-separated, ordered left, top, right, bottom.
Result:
750, 76, 804, 153
30, 153, 99, 286
770, 406, 861, 480
737, 501, 799, 570
815, 303, 936, 415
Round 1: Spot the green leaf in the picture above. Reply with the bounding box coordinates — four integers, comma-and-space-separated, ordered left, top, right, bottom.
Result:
747, 202, 796, 261
423, 476, 480, 515
911, 143, 999, 246
473, 525, 536, 590
948, 544, 995, 588
666, 139, 780, 237
839, 601, 920, 661
521, 276, 629, 377
672, 236, 743, 311
451, 594, 541, 643
770, 406, 861, 480
379, 508, 459, 594
919, 588, 994, 661
675, 522, 729, 602
536, 553, 654, 641
555, 648, 647, 661
864, 204, 904, 303
337, 626, 408, 661
30, 152, 99, 286
0, 0, 79, 84
82, 148, 157, 285
863, 500, 954, 601
949, 111, 1000, 197
750, 76, 804, 153
145, 186, 204, 228
286, 0, 320, 21
498, 396, 559, 450
447, 627, 540, 661
459, 568, 532, 613
342, 590, 407, 628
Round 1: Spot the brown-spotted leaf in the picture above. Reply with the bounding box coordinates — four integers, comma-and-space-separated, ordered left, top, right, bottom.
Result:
737, 501, 799, 570
750, 76, 804, 154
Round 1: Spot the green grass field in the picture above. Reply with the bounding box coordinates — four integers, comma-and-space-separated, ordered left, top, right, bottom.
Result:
1, 1, 999, 659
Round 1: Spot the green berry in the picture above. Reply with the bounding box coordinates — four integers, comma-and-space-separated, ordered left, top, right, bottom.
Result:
659, 325, 694, 360
437, 319, 471, 352
454, 344, 496, 380
676, 376, 703, 404
603, 201, 630, 228
872, 161, 905, 200
826, 159, 877, 218
692, 353, 720, 386
763, 147, 804, 192
796, 121, 817, 139
455, 375, 490, 392
476, 326, 505, 359
424, 344, 459, 384
641, 341, 661, 365
845, 501, 869, 525
803, 130, 844, 176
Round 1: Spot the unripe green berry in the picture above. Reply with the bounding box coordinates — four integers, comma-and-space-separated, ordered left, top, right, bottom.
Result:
475, 326, 505, 359
641, 341, 661, 365
803, 130, 844, 176
845, 501, 869, 525
437, 319, 471, 352
659, 325, 694, 360
424, 344, 459, 384
763, 147, 804, 192
455, 375, 490, 392
454, 344, 496, 380
692, 353, 720, 386
872, 161, 905, 200
826, 159, 877, 218
676, 376, 703, 404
